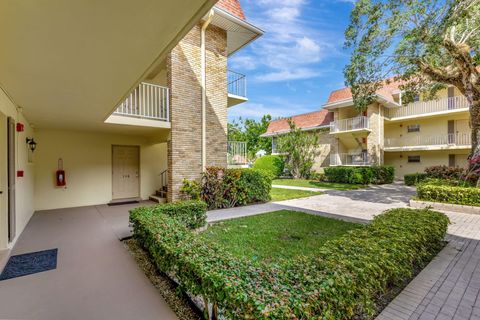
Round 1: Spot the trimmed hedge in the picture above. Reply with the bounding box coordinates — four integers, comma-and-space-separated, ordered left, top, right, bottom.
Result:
417, 182, 480, 207
202, 167, 272, 209
324, 165, 395, 185
253, 155, 285, 178
404, 173, 429, 186
130, 200, 207, 229
131, 207, 448, 319
424, 165, 465, 180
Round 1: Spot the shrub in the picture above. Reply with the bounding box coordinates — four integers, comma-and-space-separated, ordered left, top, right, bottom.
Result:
404, 173, 429, 186
131, 207, 448, 319
324, 165, 395, 185
424, 165, 465, 180
130, 200, 207, 230
179, 179, 201, 200
417, 182, 480, 206
253, 155, 285, 178
202, 167, 272, 209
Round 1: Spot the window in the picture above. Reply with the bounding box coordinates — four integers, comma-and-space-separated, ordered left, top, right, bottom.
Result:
413, 95, 420, 102
449, 154, 456, 167
407, 124, 420, 133
408, 155, 421, 163
272, 136, 278, 154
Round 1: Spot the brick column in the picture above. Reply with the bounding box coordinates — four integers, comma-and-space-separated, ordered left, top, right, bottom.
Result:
166, 24, 228, 202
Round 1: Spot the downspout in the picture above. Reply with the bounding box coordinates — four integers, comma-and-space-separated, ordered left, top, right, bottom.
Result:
201, 10, 214, 172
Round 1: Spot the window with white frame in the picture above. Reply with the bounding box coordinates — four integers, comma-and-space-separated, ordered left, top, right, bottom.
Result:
408, 155, 421, 163
407, 124, 420, 133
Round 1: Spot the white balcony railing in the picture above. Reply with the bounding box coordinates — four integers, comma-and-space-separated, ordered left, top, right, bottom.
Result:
330, 116, 369, 133
114, 82, 169, 121
386, 96, 469, 119
330, 152, 370, 166
385, 132, 471, 149
228, 70, 246, 98
227, 141, 248, 165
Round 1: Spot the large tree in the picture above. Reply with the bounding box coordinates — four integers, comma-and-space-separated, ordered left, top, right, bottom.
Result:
344, 0, 480, 164
228, 115, 272, 159
278, 120, 320, 179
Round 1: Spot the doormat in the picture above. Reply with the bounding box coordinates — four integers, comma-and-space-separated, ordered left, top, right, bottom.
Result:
108, 200, 139, 206
0, 248, 58, 281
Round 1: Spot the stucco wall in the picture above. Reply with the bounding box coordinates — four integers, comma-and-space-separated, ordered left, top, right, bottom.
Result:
34, 129, 167, 210
385, 150, 470, 178
0, 88, 35, 250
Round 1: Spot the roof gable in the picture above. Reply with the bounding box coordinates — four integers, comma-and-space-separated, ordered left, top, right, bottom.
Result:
264, 109, 333, 136
215, 0, 246, 20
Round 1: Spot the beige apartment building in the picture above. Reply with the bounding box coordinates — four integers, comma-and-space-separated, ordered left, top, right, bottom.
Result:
0, 0, 261, 251
263, 83, 471, 178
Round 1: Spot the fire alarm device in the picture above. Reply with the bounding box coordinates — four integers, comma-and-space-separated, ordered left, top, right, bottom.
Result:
16, 123, 24, 132
56, 158, 66, 187
17, 170, 24, 177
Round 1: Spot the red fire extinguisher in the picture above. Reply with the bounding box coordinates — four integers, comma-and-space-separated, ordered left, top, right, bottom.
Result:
56, 158, 66, 187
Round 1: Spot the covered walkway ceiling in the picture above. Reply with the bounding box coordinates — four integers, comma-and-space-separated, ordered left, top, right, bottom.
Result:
0, 0, 216, 131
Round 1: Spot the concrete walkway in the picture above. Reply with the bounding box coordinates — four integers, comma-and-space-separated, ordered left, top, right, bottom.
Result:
0, 202, 176, 320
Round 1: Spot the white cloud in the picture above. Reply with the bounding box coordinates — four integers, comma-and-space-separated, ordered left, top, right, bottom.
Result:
255, 68, 320, 82
228, 100, 317, 121
229, 0, 338, 83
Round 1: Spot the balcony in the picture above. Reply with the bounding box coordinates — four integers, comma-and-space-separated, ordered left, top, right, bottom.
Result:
228, 70, 247, 107
105, 82, 170, 128
330, 152, 370, 166
386, 96, 470, 120
385, 132, 471, 152
227, 141, 248, 167
330, 116, 370, 134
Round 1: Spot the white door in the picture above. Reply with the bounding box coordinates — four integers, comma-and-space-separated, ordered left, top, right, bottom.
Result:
112, 145, 140, 200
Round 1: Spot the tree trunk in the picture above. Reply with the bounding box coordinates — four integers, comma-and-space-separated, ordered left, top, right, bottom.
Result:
470, 99, 480, 162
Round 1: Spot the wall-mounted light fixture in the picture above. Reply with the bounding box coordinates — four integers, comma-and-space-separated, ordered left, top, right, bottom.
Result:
26, 137, 37, 153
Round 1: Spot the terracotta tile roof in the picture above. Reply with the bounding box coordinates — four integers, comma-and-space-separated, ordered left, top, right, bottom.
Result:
326, 78, 403, 105
264, 109, 333, 135
215, 0, 246, 20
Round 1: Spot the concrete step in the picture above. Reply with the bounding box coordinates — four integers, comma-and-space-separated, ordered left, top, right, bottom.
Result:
149, 195, 166, 204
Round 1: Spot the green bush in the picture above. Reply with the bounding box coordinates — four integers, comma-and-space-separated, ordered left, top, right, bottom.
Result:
417, 182, 480, 206
202, 167, 272, 209
404, 173, 430, 186
131, 207, 448, 319
324, 165, 395, 185
253, 155, 285, 178
130, 200, 207, 230
424, 165, 465, 180
179, 179, 201, 200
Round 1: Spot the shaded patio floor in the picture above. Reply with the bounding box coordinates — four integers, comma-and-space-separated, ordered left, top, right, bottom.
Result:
0, 202, 176, 320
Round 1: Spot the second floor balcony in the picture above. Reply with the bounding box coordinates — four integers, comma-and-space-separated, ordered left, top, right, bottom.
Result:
228, 70, 247, 107
386, 96, 470, 120
105, 82, 171, 129
330, 116, 370, 134
385, 132, 471, 151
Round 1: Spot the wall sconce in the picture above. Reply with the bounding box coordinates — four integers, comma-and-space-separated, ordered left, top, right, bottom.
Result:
26, 137, 37, 153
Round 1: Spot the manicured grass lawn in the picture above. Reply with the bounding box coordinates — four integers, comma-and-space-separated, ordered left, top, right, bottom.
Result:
200, 210, 361, 262
273, 178, 364, 190
270, 187, 322, 201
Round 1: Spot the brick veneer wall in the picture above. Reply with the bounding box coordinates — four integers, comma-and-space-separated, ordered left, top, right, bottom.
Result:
366, 103, 384, 165
166, 24, 228, 202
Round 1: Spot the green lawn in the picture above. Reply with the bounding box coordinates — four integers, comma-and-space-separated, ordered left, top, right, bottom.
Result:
201, 210, 361, 262
270, 187, 323, 201
273, 178, 364, 190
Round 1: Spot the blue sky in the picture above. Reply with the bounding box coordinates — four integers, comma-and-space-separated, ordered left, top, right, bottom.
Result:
228, 0, 356, 122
